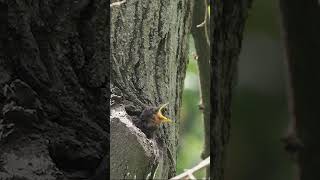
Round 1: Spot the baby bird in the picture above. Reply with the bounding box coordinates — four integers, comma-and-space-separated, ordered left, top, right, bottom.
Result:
134, 103, 172, 138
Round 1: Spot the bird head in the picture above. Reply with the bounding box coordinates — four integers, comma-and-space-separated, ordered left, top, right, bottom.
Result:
154, 103, 172, 124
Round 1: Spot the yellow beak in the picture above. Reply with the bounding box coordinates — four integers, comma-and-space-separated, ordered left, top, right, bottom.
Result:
156, 103, 172, 123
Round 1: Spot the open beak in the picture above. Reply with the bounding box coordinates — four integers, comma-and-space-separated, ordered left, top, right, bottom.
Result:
156, 103, 172, 123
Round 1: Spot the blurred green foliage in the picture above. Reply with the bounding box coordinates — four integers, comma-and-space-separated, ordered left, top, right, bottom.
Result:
245, 0, 280, 38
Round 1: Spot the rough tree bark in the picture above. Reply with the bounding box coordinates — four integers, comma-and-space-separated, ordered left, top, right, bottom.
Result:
280, 1, 320, 180
110, 0, 192, 179
0, 0, 109, 179
211, 1, 252, 180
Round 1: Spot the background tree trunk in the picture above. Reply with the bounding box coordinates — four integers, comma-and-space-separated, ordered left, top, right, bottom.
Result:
0, 0, 109, 179
110, 0, 192, 179
280, 1, 320, 180
211, 1, 252, 179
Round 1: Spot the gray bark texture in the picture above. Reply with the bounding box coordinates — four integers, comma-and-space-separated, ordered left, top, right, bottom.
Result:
211, 1, 252, 179
110, 0, 192, 179
0, 0, 109, 180
280, 1, 320, 180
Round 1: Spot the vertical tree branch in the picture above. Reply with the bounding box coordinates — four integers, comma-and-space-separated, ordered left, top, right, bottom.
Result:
190, 0, 210, 178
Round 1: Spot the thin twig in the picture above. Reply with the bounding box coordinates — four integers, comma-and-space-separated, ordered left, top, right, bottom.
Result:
110, 0, 126, 7
196, 20, 206, 28
170, 157, 210, 180
196, 0, 210, 45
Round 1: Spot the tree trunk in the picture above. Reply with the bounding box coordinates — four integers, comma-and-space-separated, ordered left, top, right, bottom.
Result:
110, 0, 192, 179
0, 0, 109, 179
211, 1, 252, 179
280, 1, 320, 180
